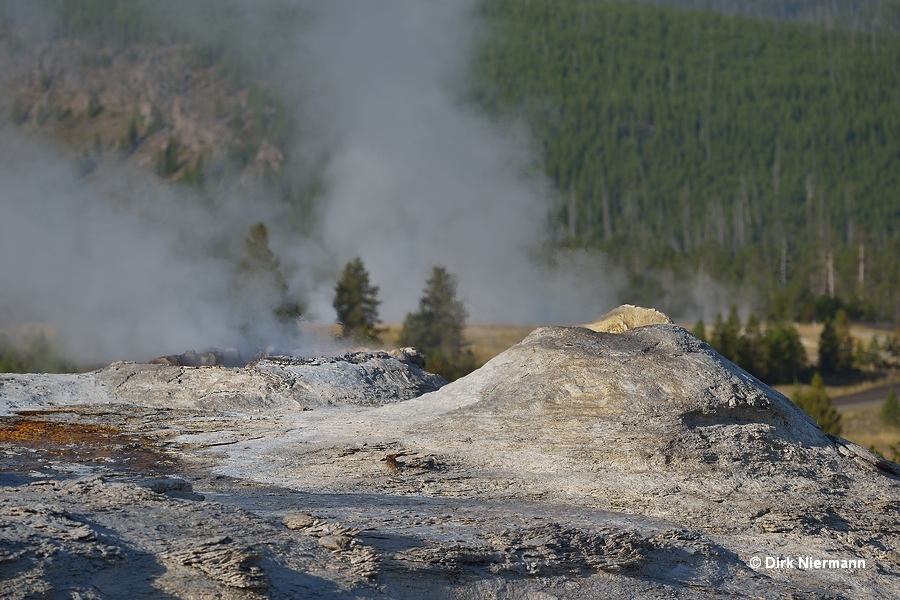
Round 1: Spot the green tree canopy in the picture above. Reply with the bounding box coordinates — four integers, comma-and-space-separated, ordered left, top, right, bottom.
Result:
398, 266, 476, 381
881, 388, 900, 427
706, 309, 806, 383
736, 313, 763, 376
710, 306, 741, 363
234, 222, 304, 343
792, 372, 842, 435
0, 332, 75, 374
692, 319, 707, 342
471, 0, 900, 321
760, 321, 807, 384
333, 257, 382, 344
818, 309, 855, 374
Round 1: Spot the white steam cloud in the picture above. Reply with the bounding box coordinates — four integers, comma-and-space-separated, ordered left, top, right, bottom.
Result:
0, 133, 232, 362
298, 1, 619, 323
0, 1, 623, 365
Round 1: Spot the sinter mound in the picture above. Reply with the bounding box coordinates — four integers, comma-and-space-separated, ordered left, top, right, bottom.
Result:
0, 305, 897, 599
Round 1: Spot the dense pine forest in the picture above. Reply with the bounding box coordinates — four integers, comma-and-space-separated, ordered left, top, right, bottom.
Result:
1, 0, 899, 325
647, 0, 900, 28
470, 0, 900, 321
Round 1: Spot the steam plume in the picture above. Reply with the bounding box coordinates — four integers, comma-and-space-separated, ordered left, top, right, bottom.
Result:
297, 0, 620, 323
0, 1, 625, 366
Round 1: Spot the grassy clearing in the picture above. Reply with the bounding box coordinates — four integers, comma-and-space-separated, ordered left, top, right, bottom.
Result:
381, 324, 537, 368
840, 406, 900, 460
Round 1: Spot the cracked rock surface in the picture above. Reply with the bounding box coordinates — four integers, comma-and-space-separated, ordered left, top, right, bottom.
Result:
1, 306, 898, 598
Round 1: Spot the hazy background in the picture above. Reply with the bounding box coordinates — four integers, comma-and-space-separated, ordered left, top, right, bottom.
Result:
0, 0, 636, 363
297, 1, 623, 325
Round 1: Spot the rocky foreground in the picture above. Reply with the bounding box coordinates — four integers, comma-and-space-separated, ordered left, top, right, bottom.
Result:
1, 306, 898, 599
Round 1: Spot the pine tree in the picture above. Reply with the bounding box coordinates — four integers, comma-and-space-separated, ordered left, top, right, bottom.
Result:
833, 310, 855, 372
710, 306, 741, 363
155, 135, 182, 177
818, 318, 839, 374
737, 313, 764, 378
881, 388, 900, 427
26, 333, 60, 373
0, 335, 22, 373
333, 257, 382, 344
398, 266, 476, 381
792, 373, 842, 435
120, 112, 141, 155
761, 321, 806, 384
819, 310, 854, 374
692, 319, 707, 342
234, 222, 304, 341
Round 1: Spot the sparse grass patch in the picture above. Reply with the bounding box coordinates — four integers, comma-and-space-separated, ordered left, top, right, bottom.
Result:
840, 406, 900, 459
382, 324, 536, 368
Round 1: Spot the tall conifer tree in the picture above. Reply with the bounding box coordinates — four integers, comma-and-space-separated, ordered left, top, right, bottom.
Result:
333, 257, 382, 344
399, 266, 476, 381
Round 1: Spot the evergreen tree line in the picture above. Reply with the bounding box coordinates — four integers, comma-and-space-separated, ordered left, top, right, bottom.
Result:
694, 307, 806, 383
8, 1, 900, 323
470, 0, 900, 321
1, 227, 477, 381
333, 259, 476, 382
698, 304, 900, 437
882, 387, 900, 427
792, 372, 842, 436
793, 363, 900, 444
642, 0, 900, 31
228, 221, 476, 384
697, 305, 897, 384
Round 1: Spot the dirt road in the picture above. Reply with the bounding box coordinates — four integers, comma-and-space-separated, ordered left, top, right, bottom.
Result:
832, 383, 899, 410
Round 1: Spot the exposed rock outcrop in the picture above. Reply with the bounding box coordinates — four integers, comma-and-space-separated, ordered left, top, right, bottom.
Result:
581, 303, 672, 332
0, 38, 280, 181
0, 348, 445, 415
1, 306, 898, 598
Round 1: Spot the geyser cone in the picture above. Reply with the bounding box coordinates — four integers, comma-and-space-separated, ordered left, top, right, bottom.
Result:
409, 305, 896, 517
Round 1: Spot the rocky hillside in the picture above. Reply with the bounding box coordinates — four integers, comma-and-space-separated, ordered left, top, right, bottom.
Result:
0, 306, 897, 598
0, 35, 289, 185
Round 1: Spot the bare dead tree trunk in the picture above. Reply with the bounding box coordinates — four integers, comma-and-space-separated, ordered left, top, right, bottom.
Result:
601, 174, 613, 241
805, 172, 816, 240
585, 187, 593, 240
568, 188, 577, 240
705, 45, 713, 167
780, 237, 788, 288
858, 241, 865, 296
826, 251, 835, 299
682, 182, 692, 253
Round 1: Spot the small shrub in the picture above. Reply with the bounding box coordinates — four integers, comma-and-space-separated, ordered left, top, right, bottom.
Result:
880, 388, 900, 427
792, 373, 842, 436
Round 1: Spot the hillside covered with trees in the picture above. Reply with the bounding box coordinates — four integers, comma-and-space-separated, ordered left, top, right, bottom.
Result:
1, 0, 899, 342
470, 0, 900, 321
3, 0, 898, 324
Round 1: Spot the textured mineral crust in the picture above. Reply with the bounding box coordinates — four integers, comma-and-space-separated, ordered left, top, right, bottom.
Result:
1, 306, 897, 599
